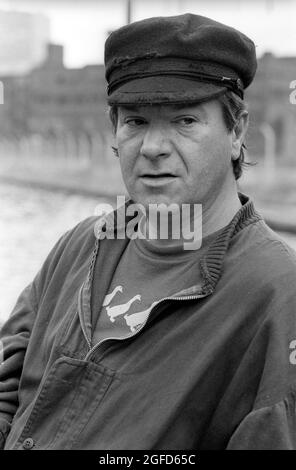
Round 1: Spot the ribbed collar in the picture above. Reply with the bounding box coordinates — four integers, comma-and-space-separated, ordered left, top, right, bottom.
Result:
199, 192, 262, 293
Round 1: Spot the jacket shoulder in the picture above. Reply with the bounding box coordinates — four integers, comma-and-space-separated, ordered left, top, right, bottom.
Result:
31, 215, 99, 295
230, 219, 296, 277
50, 215, 99, 258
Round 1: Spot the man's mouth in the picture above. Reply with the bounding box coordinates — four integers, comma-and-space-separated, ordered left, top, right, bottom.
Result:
140, 172, 176, 178
139, 173, 177, 186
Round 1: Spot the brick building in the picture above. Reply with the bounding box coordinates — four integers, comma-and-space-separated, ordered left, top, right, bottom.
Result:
0, 44, 112, 163
246, 52, 296, 164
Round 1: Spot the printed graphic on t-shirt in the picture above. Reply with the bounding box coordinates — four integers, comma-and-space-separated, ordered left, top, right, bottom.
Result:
102, 285, 123, 306
102, 285, 158, 333
124, 302, 158, 332
106, 294, 142, 322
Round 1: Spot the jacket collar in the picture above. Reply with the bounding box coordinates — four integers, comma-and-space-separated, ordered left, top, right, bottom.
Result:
200, 192, 262, 293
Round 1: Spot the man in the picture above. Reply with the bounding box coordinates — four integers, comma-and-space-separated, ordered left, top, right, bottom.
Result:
1, 13, 296, 450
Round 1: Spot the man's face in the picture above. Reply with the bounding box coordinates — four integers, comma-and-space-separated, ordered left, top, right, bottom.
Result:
115, 100, 236, 210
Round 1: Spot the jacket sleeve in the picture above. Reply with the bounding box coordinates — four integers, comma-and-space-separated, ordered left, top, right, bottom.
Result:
227, 388, 296, 449
0, 282, 37, 449
226, 251, 296, 451
0, 226, 76, 449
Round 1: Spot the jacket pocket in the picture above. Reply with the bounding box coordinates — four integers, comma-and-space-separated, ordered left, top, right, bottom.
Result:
7, 356, 114, 450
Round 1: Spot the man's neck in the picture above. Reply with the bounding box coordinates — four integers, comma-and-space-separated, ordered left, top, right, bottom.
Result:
137, 189, 242, 250
201, 190, 242, 239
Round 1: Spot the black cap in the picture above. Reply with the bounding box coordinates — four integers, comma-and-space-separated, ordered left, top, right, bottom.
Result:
105, 13, 257, 105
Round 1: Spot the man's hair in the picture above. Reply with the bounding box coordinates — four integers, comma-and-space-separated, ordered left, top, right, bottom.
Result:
108, 90, 250, 180
218, 91, 249, 180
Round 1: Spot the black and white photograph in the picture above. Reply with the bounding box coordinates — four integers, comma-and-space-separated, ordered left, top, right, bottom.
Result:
0, 0, 296, 454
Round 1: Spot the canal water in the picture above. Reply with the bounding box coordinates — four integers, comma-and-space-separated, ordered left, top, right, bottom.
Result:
0, 182, 111, 324
1, 182, 296, 324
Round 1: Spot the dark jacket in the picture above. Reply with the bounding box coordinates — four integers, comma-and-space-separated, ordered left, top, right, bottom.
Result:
1, 194, 296, 450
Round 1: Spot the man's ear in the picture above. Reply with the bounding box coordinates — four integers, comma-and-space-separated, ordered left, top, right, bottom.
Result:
231, 111, 249, 161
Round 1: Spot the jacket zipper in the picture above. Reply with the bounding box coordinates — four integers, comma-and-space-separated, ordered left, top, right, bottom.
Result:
76, 283, 91, 349
80, 290, 211, 362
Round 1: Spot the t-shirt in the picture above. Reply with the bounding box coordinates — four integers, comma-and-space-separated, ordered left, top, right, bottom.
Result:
92, 227, 224, 346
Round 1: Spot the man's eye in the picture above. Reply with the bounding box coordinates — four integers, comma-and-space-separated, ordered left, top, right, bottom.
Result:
177, 117, 197, 126
125, 118, 146, 126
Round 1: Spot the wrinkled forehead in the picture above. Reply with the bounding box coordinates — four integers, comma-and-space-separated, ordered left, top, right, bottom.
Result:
117, 102, 211, 118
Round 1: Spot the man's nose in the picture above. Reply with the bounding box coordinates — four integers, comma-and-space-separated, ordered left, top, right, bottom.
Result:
140, 125, 171, 160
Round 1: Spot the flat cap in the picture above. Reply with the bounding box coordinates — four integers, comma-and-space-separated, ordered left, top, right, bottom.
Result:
105, 13, 257, 105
